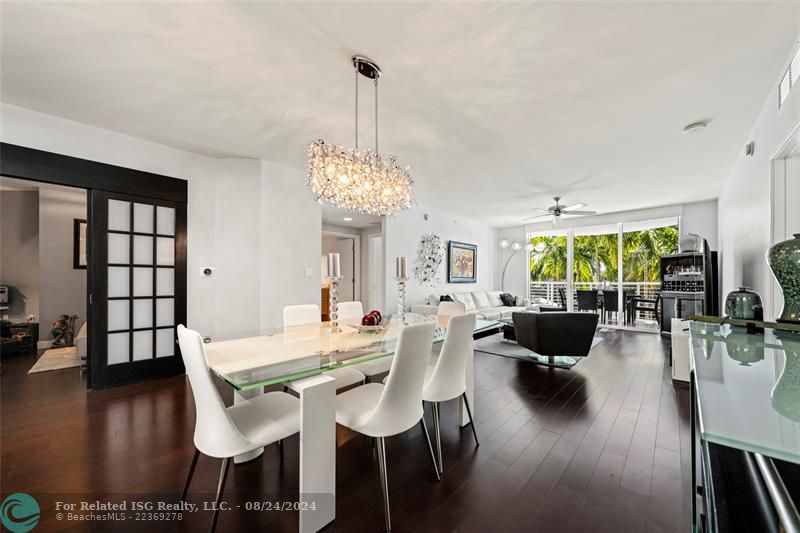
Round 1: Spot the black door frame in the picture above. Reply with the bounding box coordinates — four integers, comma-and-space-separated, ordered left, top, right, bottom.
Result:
0, 143, 188, 389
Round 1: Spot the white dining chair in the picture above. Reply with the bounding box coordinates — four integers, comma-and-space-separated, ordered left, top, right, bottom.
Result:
437, 301, 466, 320
177, 325, 300, 532
335, 321, 441, 533
283, 304, 366, 392
283, 304, 322, 326
422, 313, 479, 474
337, 301, 364, 321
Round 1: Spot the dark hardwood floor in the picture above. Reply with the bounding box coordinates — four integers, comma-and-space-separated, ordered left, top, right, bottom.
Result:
1, 329, 690, 532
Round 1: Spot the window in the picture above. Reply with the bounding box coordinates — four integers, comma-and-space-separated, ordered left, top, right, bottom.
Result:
528, 217, 678, 331
778, 46, 800, 109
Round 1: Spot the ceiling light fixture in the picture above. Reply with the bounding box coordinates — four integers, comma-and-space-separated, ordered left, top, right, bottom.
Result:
682, 121, 709, 134
307, 55, 415, 216
343, 217, 353, 221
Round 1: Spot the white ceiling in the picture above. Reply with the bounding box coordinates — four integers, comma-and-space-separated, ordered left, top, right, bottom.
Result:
321, 203, 381, 230
2, 2, 798, 227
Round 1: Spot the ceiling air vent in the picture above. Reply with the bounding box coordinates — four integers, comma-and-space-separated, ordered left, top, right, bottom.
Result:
778, 45, 800, 109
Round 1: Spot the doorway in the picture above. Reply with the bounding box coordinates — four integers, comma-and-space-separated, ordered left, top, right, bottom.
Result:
322, 232, 359, 310
771, 124, 800, 318
0, 143, 187, 389
367, 234, 383, 312
1, 177, 87, 376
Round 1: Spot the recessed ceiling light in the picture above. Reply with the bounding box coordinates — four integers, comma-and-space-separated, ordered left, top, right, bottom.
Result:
343, 217, 353, 221
682, 121, 709, 134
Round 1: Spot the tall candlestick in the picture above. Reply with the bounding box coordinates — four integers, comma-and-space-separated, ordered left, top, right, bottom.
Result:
327, 252, 341, 279
395, 256, 407, 280
396, 256, 408, 322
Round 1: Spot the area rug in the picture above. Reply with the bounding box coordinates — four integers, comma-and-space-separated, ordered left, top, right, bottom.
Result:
28, 346, 82, 374
474, 334, 603, 362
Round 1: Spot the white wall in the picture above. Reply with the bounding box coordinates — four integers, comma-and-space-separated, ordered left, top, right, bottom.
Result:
682, 200, 719, 251
1, 103, 322, 338
0, 190, 39, 320
260, 159, 322, 329
717, 50, 800, 319
495, 225, 528, 297
38, 186, 87, 342
384, 206, 496, 310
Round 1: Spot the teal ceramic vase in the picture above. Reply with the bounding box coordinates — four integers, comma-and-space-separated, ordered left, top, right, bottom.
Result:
768, 233, 800, 323
724, 287, 763, 320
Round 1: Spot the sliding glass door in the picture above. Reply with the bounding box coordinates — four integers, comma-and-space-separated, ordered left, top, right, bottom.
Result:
528, 217, 678, 332
573, 225, 618, 323
529, 230, 569, 308
621, 219, 678, 331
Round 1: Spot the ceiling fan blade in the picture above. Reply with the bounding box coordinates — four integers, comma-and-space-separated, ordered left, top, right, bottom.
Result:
561, 210, 597, 215
529, 207, 550, 212
522, 213, 553, 222
564, 203, 586, 210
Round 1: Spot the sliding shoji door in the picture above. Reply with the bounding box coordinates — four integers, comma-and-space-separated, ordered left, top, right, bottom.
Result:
89, 190, 186, 388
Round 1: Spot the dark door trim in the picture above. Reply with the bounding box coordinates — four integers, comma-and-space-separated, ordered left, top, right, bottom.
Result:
0, 142, 188, 389
0, 143, 188, 203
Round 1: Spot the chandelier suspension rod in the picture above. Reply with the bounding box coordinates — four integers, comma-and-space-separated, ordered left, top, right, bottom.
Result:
374, 78, 379, 156
354, 67, 359, 150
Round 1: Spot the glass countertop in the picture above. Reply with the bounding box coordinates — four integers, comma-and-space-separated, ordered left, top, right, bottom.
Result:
205, 313, 502, 391
689, 321, 800, 464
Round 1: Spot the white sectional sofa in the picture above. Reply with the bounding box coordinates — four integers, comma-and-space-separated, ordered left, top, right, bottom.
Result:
409, 290, 553, 320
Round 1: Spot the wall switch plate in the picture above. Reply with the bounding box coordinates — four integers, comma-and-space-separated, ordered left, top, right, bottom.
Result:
305, 268, 314, 278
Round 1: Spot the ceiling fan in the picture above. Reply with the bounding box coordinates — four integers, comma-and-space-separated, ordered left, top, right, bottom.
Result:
522, 196, 597, 222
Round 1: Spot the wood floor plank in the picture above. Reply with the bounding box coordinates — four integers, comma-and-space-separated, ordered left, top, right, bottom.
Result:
1, 328, 689, 532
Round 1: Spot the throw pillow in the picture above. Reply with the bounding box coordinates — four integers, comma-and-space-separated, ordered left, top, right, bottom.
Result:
500, 293, 516, 307
440, 295, 454, 302
472, 292, 490, 309
487, 290, 504, 307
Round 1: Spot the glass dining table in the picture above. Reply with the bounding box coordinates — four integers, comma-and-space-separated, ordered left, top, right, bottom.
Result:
203, 312, 502, 533
206, 313, 502, 391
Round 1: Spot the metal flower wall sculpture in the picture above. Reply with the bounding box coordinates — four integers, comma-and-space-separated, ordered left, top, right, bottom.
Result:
414, 233, 443, 286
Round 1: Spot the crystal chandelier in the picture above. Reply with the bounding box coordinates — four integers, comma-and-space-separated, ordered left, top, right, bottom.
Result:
307, 55, 415, 216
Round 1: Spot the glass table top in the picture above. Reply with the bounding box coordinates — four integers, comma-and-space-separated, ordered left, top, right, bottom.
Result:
205, 313, 502, 391
689, 321, 800, 464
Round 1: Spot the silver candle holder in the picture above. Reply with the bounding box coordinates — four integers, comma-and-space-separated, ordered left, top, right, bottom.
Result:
396, 256, 408, 322
327, 252, 342, 333
396, 277, 407, 320
327, 275, 342, 333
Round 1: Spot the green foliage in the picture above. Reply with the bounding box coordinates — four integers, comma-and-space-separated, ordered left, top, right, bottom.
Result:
530, 225, 678, 283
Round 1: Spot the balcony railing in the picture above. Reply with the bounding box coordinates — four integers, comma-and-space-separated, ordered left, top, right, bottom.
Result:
530, 281, 661, 322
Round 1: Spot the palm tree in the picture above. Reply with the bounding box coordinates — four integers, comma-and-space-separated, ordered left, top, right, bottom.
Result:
530, 236, 568, 280
622, 226, 678, 282
530, 225, 678, 284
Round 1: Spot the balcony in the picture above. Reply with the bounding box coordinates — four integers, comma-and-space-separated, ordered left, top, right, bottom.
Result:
530, 280, 661, 331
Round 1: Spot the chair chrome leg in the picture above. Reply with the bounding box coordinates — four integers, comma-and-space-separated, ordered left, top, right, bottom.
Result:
420, 417, 441, 481
462, 392, 479, 447
431, 402, 443, 474
181, 448, 200, 501
376, 437, 391, 532
210, 457, 230, 533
